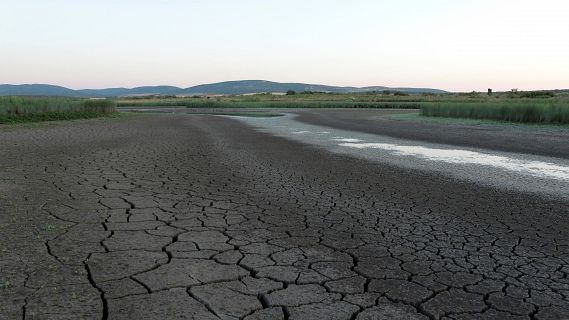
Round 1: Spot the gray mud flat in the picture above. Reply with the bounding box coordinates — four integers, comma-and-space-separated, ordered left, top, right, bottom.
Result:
232, 114, 569, 201
294, 109, 569, 159
1, 114, 568, 320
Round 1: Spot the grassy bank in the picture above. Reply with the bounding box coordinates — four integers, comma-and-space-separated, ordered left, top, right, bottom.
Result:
0, 97, 117, 124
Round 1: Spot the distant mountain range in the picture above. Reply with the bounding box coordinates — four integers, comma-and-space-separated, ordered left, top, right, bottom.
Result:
0, 80, 448, 97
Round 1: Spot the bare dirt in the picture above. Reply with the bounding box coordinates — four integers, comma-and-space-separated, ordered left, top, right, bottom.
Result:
1, 114, 568, 319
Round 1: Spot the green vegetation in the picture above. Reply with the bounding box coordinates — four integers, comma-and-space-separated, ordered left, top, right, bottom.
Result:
421, 100, 569, 124
1, 281, 11, 289
0, 97, 117, 124
181, 100, 420, 109
117, 92, 423, 109
117, 90, 569, 124
3, 90, 567, 125
390, 112, 569, 128
519, 91, 556, 98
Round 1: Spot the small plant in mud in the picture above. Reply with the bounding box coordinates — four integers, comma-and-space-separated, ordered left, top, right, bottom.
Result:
1, 281, 11, 289
44, 224, 58, 231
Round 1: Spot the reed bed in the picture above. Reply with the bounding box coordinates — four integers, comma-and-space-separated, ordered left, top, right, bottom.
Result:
0, 97, 116, 124
421, 101, 569, 124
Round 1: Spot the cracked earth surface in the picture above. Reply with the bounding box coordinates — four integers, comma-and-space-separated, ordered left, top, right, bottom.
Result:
1, 115, 569, 320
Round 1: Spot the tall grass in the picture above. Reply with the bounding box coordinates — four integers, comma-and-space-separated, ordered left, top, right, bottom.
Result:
421, 101, 569, 124
0, 97, 116, 124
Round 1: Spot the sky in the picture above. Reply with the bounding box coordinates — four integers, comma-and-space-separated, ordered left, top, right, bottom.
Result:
1, 0, 568, 92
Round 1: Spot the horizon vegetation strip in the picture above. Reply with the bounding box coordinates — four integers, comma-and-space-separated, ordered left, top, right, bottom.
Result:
118, 100, 421, 109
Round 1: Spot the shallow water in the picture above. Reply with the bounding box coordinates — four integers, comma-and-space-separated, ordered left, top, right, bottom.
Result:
331, 138, 363, 143
230, 114, 569, 200
338, 142, 569, 181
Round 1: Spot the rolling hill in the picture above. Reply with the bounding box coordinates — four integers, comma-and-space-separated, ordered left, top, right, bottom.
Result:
0, 84, 79, 97
0, 80, 448, 97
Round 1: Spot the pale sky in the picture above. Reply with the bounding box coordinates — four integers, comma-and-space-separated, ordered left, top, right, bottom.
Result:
1, 0, 568, 91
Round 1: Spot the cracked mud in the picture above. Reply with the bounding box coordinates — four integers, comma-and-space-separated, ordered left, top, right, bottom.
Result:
1, 114, 568, 320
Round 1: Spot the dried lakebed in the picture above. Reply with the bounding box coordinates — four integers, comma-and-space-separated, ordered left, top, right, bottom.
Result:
1, 114, 568, 320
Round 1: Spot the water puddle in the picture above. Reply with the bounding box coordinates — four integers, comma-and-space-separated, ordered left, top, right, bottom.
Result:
332, 138, 363, 143
340, 142, 569, 181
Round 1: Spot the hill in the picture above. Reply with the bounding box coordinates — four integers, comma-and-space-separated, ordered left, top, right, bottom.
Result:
181, 80, 382, 95
0, 84, 79, 97
180, 80, 447, 95
0, 80, 447, 97
77, 86, 182, 97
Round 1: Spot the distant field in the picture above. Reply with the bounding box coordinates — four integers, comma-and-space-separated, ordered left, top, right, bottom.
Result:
117, 95, 423, 109
0, 97, 117, 124
118, 91, 469, 108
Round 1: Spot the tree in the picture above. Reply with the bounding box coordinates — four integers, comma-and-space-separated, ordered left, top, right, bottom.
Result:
286, 90, 296, 96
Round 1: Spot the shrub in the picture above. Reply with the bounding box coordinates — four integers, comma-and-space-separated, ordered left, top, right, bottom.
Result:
519, 91, 555, 98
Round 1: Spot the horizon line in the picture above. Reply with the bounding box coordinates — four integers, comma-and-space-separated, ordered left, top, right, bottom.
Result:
3, 80, 568, 93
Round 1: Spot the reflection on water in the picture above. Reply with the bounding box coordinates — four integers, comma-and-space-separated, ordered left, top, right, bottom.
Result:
331, 138, 363, 142
339, 142, 569, 181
